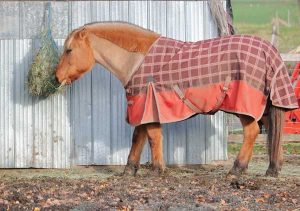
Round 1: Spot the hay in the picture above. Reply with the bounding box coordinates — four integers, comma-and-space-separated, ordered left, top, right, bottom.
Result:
27, 3, 64, 98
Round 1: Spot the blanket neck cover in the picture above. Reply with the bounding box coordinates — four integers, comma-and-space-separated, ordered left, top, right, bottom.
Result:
125, 35, 298, 126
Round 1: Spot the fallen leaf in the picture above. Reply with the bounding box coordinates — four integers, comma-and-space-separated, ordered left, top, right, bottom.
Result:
220, 199, 226, 205
255, 198, 265, 203
263, 193, 271, 199
209, 184, 216, 191
292, 199, 297, 204
238, 206, 249, 211
197, 195, 206, 203
232, 192, 239, 196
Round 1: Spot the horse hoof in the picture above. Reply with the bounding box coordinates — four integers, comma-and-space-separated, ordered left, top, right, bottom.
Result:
265, 168, 279, 177
226, 171, 240, 181
150, 164, 165, 176
227, 165, 245, 179
123, 163, 139, 177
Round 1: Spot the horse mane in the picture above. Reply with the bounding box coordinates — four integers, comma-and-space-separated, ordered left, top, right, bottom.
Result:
69, 21, 160, 55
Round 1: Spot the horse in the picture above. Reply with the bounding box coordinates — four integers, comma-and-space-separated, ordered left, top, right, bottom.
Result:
55, 22, 298, 179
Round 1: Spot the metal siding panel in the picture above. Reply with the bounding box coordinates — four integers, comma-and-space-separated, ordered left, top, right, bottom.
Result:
91, 65, 112, 165
71, 1, 93, 165
109, 0, 132, 165
186, 116, 207, 164
0, 43, 70, 169
148, 1, 167, 36
20, 2, 44, 39
52, 89, 72, 168
185, 1, 206, 164
0, 40, 4, 167
0, 40, 15, 167
129, 1, 148, 27
90, 2, 111, 165
203, 1, 219, 40
52, 39, 72, 168
14, 39, 34, 168
32, 68, 53, 168
203, 1, 227, 163
148, 0, 168, 163
129, 0, 151, 164
205, 113, 228, 163
185, 1, 204, 42
2, 2, 68, 39
51, 2, 69, 39
71, 1, 92, 29
30, 39, 55, 168
0, 2, 20, 38
71, 72, 93, 165
214, 112, 227, 161
110, 1, 129, 21
165, 1, 187, 165
91, 1, 110, 22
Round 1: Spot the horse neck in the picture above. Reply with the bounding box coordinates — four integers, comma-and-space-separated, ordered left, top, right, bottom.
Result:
86, 24, 159, 86
87, 34, 143, 85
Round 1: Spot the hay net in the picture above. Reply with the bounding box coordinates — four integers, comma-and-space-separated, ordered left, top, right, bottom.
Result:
27, 2, 62, 97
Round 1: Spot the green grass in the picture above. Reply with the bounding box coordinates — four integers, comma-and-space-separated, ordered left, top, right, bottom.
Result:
232, 0, 299, 25
231, 0, 300, 53
228, 142, 300, 155
235, 23, 300, 53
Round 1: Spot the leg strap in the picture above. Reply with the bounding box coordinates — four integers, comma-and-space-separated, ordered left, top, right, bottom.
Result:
173, 76, 231, 113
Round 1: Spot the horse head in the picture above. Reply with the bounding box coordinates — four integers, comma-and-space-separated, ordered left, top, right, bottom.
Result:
56, 27, 95, 85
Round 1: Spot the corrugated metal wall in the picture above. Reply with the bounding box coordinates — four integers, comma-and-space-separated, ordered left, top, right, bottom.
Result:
0, 1, 227, 168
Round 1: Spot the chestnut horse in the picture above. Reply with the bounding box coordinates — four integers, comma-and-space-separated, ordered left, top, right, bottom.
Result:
56, 22, 293, 178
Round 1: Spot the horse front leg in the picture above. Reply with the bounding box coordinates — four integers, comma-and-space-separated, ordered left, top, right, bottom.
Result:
123, 125, 147, 176
228, 115, 259, 179
146, 123, 165, 174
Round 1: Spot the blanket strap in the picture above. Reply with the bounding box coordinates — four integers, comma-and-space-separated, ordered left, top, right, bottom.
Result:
211, 75, 231, 112
173, 85, 202, 113
173, 76, 231, 113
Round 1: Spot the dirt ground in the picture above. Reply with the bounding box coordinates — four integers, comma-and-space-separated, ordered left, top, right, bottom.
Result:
0, 152, 299, 211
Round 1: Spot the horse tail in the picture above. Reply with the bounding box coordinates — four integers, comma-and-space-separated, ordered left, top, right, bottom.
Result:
266, 105, 285, 176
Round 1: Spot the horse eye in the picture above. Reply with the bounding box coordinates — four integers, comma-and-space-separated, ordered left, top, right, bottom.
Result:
66, 49, 72, 54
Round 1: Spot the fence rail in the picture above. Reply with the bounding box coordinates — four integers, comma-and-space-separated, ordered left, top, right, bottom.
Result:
281, 54, 300, 62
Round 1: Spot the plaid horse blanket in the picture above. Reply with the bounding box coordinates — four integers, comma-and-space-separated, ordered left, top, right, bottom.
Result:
125, 35, 298, 126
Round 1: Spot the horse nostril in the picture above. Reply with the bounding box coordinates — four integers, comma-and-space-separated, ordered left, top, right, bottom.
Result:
55, 75, 61, 84
55, 75, 59, 83
55, 73, 65, 84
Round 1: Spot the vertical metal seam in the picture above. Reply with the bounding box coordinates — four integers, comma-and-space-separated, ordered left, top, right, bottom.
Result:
31, 40, 35, 167
203, 2, 207, 164
147, 0, 150, 162
51, 85, 54, 168
18, 2, 21, 39
90, 1, 94, 165
69, 1, 74, 167
12, 39, 16, 167
184, 0, 188, 164
109, 0, 113, 164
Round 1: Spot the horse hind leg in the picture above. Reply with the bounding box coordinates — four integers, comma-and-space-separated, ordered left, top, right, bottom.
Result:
123, 125, 147, 176
228, 115, 259, 179
265, 106, 285, 177
146, 123, 165, 174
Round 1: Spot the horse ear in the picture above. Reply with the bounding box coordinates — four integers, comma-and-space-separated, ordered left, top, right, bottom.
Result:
78, 28, 87, 40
